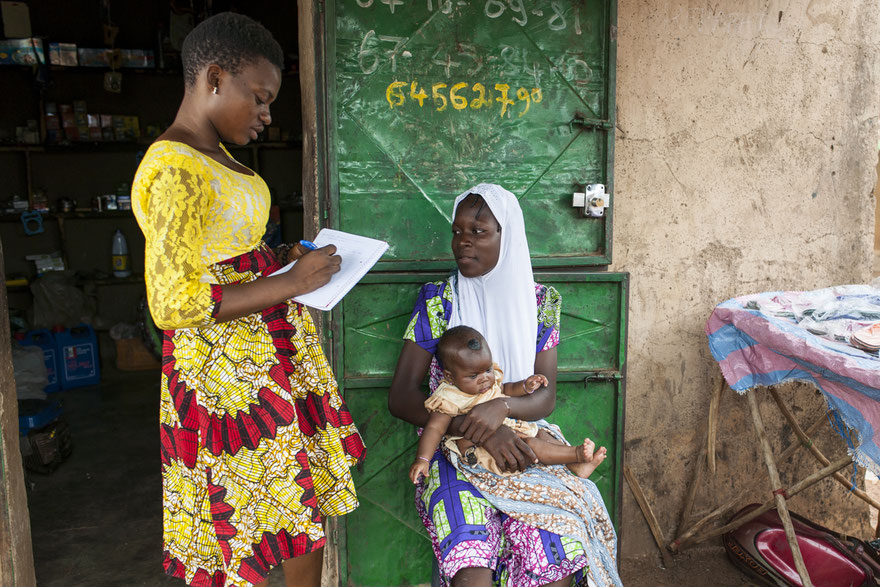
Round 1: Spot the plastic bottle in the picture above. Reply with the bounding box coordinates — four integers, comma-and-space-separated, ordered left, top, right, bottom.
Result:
111, 228, 131, 278
55, 324, 101, 389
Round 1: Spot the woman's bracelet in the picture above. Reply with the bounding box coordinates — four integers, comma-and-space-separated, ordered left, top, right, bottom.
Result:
522, 380, 533, 394
416, 456, 430, 463
274, 243, 292, 265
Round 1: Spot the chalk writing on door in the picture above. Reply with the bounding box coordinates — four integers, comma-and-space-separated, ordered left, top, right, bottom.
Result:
386, 80, 543, 117
353, 0, 587, 35
357, 30, 593, 87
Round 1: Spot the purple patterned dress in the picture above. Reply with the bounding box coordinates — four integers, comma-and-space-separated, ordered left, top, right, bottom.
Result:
403, 277, 595, 587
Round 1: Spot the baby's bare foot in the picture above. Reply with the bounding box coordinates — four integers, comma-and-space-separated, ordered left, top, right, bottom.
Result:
567, 439, 607, 479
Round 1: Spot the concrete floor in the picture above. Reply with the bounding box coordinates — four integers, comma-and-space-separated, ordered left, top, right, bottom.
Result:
25, 365, 753, 586
25, 366, 179, 586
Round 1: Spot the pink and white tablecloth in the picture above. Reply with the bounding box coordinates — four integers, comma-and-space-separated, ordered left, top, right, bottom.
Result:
706, 285, 880, 473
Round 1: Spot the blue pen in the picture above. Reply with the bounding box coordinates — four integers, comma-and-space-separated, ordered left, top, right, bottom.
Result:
299, 239, 318, 250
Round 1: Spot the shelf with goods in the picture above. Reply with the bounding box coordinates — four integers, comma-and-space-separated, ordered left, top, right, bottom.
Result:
1, 1, 304, 338
1, 66, 303, 211
0, 139, 302, 154
37, 64, 302, 78
0, 210, 134, 223
0, 138, 303, 214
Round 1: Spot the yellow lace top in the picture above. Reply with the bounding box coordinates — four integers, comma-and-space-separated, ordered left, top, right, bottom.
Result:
132, 140, 270, 330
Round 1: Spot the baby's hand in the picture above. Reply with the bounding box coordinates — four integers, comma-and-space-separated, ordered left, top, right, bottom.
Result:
409, 459, 429, 484
524, 374, 549, 393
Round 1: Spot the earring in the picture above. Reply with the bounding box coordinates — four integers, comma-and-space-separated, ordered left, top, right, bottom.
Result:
212, 86, 218, 95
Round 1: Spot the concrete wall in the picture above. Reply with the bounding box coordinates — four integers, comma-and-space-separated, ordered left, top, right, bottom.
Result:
874, 156, 880, 252
612, 0, 880, 560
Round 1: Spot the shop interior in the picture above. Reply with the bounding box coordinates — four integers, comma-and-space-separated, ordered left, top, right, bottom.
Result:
3, 2, 303, 583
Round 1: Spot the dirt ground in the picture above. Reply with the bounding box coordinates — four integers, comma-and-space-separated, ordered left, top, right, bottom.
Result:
616, 474, 880, 586
620, 546, 758, 586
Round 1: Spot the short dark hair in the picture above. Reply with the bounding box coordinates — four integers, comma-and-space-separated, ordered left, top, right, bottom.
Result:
437, 326, 486, 368
181, 12, 284, 88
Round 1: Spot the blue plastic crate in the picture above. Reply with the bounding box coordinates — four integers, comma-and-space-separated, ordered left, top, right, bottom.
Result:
18, 399, 62, 435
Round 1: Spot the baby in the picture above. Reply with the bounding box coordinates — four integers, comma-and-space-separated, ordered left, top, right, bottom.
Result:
409, 325, 607, 483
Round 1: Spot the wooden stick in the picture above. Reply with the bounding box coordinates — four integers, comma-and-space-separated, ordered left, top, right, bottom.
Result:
768, 387, 880, 511
669, 415, 825, 552
708, 378, 725, 475
684, 454, 852, 546
747, 390, 813, 587
677, 434, 706, 537
624, 465, 674, 568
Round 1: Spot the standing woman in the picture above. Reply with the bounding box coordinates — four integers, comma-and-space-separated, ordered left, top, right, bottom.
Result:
131, 13, 365, 587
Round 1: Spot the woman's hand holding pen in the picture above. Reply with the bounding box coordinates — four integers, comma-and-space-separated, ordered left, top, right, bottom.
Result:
279, 243, 341, 297
215, 243, 340, 323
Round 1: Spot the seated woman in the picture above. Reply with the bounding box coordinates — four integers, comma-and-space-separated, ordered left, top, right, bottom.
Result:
389, 183, 621, 587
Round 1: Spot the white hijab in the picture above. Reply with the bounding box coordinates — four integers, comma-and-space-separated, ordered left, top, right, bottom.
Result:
448, 183, 537, 383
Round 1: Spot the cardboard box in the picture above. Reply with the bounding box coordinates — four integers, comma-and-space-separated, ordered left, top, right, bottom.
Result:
48, 42, 77, 66
77, 47, 109, 67
112, 115, 125, 140
87, 114, 101, 140
44, 103, 59, 130
0, 37, 43, 65
25, 253, 64, 273
100, 114, 114, 141
115, 338, 161, 371
124, 115, 140, 139
121, 49, 154, 68
59, 104, 76, 140
44, 103, 59, 143
76, 47, 154, 69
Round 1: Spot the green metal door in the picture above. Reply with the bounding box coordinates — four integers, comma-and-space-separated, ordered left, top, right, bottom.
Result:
315, 1, 621, 584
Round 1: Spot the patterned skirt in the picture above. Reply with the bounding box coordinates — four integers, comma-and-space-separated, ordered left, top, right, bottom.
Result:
159, 244, 365, 586
416, 423, 621, 587
416, 452, 591, 587
447, 423, 621, 587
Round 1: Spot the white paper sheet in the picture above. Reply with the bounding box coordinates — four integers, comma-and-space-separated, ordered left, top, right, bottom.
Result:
273, 228, 388, 311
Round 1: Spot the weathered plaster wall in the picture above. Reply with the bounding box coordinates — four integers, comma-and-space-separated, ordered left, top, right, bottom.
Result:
613, 0, 880, 560
874, 156, 880, 251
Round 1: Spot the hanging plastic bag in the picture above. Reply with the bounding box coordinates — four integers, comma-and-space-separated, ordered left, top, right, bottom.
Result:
30, 271, 95, 329
11, 344, 48, 401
